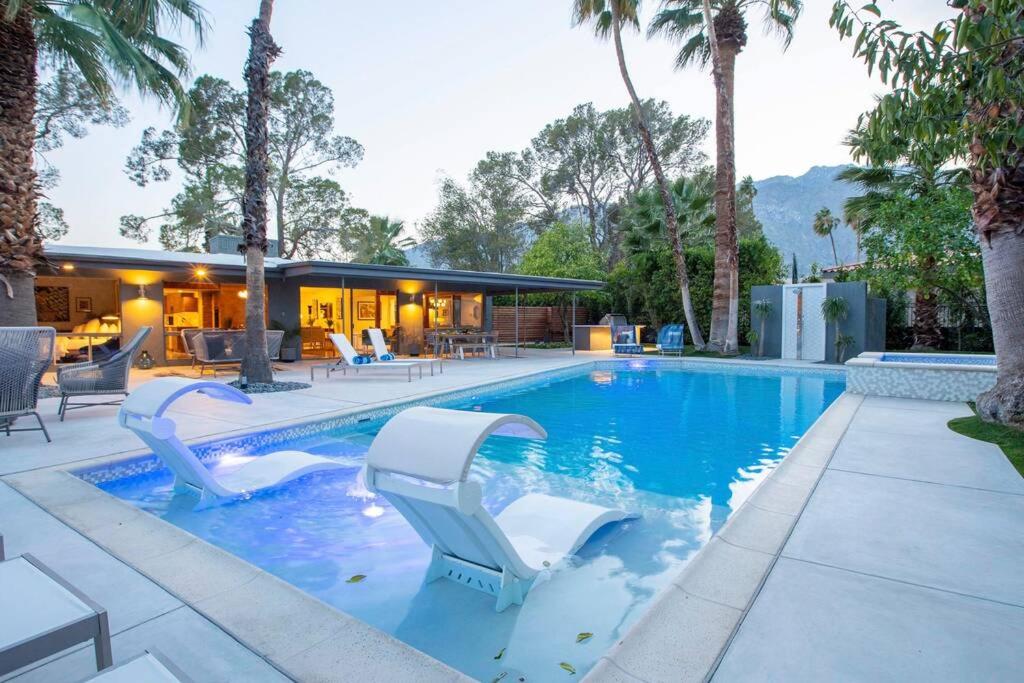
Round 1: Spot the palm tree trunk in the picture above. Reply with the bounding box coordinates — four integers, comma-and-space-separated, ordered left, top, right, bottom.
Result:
911, 288, 942, 350
829, 233, 838, 267
239, 0, 280, 384
0, 7, 43, 326
975, 201, 1024, 428
707, 41, 740, 353
611, 6, 705, 348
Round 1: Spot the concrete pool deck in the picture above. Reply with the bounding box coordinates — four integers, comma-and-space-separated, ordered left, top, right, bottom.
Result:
2, 352, 1020, 681
589, 394, 1024, 682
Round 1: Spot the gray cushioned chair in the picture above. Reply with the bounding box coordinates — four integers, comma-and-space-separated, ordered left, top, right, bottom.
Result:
56, 327, 151, 421
0, 327, 56, 443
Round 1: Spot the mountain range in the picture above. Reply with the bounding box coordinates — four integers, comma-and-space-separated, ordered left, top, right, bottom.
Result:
407, 164, 862, 275
753, 164, 859, 275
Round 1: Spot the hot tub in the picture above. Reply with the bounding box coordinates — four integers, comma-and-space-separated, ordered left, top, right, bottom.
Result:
846, 351, 996, 401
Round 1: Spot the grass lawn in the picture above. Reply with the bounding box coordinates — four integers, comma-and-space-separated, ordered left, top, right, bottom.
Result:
948, 408, 1024, 477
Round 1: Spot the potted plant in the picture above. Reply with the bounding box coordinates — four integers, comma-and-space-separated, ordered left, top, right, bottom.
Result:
270, 320, 301, 362
752, 299, 773, 357
820, 296, 850, 364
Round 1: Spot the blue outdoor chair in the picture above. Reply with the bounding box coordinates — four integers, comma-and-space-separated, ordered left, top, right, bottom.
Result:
612, 325, 644, 356
656, 324, 685, 355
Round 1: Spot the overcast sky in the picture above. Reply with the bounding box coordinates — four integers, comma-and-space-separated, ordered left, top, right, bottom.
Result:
44, 0, 951, 248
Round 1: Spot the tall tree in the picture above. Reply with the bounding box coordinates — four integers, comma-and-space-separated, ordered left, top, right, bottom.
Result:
0, 0, 205, 326
735, 174, 762, 237
831, 0, 1024, 426
573, 0, 706, 348
518, 222, 608, 340
812, 207, 840, 266
239, 0, 280, 384
268, 70, 362, 256
122, 72, 362, 257
421, 175, 529, 272
651, 0, 802, 353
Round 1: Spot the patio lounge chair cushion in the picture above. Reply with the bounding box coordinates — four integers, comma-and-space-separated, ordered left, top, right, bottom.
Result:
118, 378, 346, 509
611, 325, 643, 354
351, 354, 372, 365
364, 406, 636, 611
656, 324, 685, 352
379, 352, 395, 361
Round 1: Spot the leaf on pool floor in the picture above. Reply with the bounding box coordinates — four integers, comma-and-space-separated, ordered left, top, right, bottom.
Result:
494, 647, 505, 660
559, 662, 577, 675
490, 672, 507, 683
576, 632, 593, 643
542, 561, 551, 567
345, 574, 366, 583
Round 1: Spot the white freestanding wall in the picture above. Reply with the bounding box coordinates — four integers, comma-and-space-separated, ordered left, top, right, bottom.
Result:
781, 283, 827, 361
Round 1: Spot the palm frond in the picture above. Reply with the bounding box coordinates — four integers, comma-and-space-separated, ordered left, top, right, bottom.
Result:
648, 5, 712, 69
30, 0, 207, 117
761, 0, 801, 48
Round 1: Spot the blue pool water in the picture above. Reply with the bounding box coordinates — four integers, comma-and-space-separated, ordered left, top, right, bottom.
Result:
93, 363, 844, 681
881, 353, 996, 366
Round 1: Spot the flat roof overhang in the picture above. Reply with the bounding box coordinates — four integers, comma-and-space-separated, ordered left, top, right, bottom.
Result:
44, 246, 605, 294
279, 261, 604, 294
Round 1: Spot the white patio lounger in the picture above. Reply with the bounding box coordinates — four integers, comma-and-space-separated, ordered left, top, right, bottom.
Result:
367, 328, 443, 375
363, 406, 636, 611
317, 333, 423, 382
118, 378, 346, 509
0, 552, 112, 676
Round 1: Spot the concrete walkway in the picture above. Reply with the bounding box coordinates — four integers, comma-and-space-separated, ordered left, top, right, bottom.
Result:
712, 396, 1024, 681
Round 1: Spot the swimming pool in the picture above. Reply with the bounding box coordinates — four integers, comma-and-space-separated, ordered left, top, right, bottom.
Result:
85, 362, 844, 681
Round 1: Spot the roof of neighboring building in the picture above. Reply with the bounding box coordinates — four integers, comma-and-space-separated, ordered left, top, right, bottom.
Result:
44, 244, 604, 292
821, 262, 865, 273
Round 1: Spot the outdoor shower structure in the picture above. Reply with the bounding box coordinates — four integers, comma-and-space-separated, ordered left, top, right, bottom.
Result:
750, 281, 886, 361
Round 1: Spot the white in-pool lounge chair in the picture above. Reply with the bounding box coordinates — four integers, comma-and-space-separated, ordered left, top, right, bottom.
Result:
118, 378, 346, 509
324, 333, 423, 382
367, 328, 443, 375
363, 406, 636, 611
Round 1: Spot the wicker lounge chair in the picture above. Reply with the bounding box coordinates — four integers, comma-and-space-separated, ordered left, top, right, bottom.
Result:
0, 327, 56, 443
56, 327, 151, 422
192, 330, 284, 377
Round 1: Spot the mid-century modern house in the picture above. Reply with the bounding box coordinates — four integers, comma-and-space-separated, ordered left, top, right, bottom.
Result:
37, 241, 603, 366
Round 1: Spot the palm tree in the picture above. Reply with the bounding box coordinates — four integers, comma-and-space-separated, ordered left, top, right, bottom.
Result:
0, 0, 206, 326
625, 175, 715, 247
240, 0, 281, 384
353, 216, 416, 266
812, 207, 840, 267
820, 295, 848, 363
650, 0, 801, 353
573, 0, 706, 349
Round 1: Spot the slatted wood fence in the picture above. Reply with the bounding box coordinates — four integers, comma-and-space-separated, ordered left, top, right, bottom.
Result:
492, 306, 589, 343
